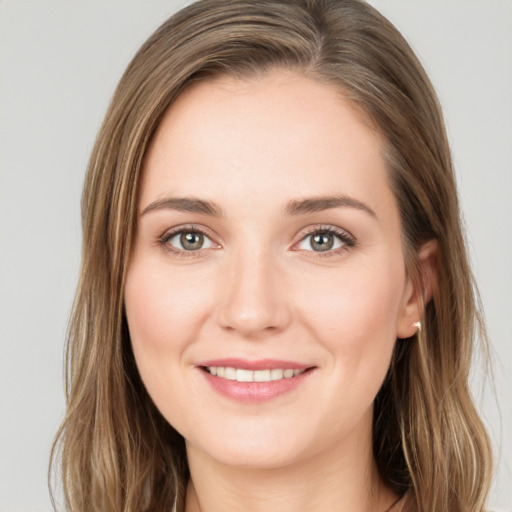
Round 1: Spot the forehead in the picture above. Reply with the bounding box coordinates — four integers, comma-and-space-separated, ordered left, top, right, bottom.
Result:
140, 70, 393, 214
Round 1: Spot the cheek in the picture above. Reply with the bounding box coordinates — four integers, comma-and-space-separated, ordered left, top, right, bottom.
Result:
124, 259, 220, 431
124, 260, 214, 373
304, 259, 403, 326
297, 256, 405, 378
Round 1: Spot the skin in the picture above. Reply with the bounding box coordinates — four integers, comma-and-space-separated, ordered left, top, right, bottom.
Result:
124, 70, 434, 512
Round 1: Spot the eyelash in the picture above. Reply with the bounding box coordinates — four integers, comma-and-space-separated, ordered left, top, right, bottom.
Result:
157, 224, 356, 258
158, 224, 217, 258
293, 225, 356, 259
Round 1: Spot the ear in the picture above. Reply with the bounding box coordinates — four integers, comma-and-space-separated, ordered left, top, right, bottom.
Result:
396, 239, 439, 339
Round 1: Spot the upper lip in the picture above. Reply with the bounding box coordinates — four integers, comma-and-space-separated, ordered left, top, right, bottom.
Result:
197, 358, 313, 370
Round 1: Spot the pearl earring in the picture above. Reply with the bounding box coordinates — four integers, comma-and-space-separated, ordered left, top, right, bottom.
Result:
413, 321, 422, 332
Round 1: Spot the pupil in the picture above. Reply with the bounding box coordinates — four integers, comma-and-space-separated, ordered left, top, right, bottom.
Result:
312, 233, 333, 251
181, 232, 203, 250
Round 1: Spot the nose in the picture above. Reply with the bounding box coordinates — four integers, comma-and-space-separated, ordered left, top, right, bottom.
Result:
216, 248, 292, 338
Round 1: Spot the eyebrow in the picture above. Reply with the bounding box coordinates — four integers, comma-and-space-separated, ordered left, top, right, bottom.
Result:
141, 196, 223, 217
140, 194, 376, 219
284, 195, 377, 218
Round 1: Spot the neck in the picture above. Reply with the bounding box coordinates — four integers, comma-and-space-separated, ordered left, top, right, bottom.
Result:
184, 421, 398, 512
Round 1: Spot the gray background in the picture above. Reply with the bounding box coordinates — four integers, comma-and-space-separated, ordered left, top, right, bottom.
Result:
0, 1, 510, 510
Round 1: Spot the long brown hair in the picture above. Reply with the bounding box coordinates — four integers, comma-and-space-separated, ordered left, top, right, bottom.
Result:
50, 1, 493, 510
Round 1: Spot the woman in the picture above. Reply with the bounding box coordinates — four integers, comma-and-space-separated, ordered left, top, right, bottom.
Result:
50, 0, 493, 511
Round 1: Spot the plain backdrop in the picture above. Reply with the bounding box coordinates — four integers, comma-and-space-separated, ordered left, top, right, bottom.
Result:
0, 1, 511, 511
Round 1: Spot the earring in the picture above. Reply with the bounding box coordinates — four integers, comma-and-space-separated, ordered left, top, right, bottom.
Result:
413, 321, 422, 332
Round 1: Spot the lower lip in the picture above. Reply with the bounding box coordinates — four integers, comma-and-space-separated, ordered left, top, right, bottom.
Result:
199, 368, 314, 402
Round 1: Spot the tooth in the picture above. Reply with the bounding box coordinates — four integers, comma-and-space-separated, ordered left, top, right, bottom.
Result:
270, 369, 284, 380
254, 369, 271, 382
209, 366, 304, 381
236, 369, 254, 382
224, 367, 236, 380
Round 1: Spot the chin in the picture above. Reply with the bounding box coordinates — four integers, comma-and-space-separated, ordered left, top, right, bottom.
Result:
185, 422, 315, 470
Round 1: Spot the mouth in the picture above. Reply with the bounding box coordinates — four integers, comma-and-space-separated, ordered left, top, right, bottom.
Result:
202, 366, 307, 382
197, 359, 315, 402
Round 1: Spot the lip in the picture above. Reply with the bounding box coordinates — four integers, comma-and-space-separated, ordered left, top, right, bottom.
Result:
196, 358, 315, 403
197, 358, 311, 370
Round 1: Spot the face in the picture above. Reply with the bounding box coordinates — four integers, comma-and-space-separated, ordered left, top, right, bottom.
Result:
124, 70, 421, 469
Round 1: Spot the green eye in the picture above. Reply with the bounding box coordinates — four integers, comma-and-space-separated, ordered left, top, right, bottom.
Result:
167, 230, 214, 251
296, 227, 354, 254
310, 233, 335, 251
299, 230, 345, 252
180, 232, 204, 250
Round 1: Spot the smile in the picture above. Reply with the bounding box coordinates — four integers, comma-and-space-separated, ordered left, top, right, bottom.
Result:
204, 366, 306, 382
198, 359, 314, 402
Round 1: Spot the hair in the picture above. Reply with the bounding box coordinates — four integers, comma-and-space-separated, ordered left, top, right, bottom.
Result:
50, 1, 493, 511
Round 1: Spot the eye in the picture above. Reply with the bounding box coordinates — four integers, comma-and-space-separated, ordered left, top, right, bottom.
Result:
163, 229, 216, 252
296, 227, 354, 253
